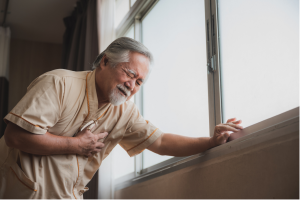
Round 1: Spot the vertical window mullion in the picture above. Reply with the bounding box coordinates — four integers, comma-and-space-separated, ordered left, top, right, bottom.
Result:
211, 0, 222, 125
133, 18, 143, 176
205, 0, 222, 137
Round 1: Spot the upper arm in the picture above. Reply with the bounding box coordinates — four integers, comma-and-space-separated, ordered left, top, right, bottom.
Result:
118, 104, 163, 157
4, 122, 59, 154
4, 122, 16, 147
4, 74, 64, 135
4, 122, 37, 148
146, 133, 164, 155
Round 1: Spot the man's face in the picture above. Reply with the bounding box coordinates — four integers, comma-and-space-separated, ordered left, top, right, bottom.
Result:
97, 52, 149, 106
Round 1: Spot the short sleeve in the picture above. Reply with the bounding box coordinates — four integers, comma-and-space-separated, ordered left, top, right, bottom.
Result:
4, 74, 64, 135
119, 105, 163, 157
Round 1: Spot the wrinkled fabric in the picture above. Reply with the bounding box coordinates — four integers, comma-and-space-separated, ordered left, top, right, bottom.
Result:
0, 69, 162, 199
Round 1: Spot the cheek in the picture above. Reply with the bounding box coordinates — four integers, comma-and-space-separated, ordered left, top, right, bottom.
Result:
112, 77, 126, 89
113, 71, 127, 83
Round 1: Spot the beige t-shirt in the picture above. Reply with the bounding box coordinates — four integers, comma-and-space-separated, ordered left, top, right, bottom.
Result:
0, 69, 162, 199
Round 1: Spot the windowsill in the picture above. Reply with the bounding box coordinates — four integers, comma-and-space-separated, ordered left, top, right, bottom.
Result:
114, 107, 299, 191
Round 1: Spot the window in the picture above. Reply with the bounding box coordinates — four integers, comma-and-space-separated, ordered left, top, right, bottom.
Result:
115, 0, 138, 28
115, 0, 130, 28
112, 0, 299, 187
141, 0, 208, 168
218, 0, 299, 127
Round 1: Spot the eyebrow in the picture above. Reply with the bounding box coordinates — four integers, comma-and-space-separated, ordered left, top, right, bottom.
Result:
127, 69, 137, 77
127, 68, 144, 83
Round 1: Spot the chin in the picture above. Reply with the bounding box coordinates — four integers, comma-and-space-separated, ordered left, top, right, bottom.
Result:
109, 89, 127, 106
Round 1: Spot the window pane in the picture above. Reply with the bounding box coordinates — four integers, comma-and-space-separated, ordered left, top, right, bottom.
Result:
115, 0, 130, 28
125, 24, 134, 39
218, 0, 299, 127
112, 145, 135, 179
142, 0, 208, 168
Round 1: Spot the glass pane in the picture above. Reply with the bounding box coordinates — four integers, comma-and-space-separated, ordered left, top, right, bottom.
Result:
142, 0, 208, 169
112, 144, 135, 179
218, 0, 299, 127
115, 0, 130, 28
112, 24, 135, 180
125, 24, 134, 39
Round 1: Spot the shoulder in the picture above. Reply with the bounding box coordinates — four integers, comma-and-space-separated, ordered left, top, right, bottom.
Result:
27, 69, 90, 90
43, 69, 89, 80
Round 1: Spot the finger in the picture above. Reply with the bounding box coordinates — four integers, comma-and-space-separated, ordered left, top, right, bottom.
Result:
96, 143, 105, 149
216, 132, 230, 144
221, 132, 230, 140
226, 123, 243, 129
97, 132, 108, 140
217, 124, 240, 133
223, 132, 230, 140
226, 118, 236, 123
231, 120, 242, 125
95, 147, 103, 151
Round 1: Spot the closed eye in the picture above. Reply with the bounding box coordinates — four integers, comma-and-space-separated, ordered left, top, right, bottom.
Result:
136, 80, 143, 86
122, 68, 143, 86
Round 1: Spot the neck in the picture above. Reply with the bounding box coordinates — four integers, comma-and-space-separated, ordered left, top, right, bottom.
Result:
95, 68, 110, 109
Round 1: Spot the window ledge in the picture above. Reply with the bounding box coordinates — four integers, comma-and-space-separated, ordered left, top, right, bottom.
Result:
115, 107, 299, 191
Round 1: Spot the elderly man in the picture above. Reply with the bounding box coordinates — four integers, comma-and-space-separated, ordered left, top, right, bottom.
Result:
0, 37, 242, 199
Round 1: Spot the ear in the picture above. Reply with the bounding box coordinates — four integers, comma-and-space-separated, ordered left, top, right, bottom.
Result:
100, 55, 109, 70
104, 59, 108, 66
103, 55, 108, 66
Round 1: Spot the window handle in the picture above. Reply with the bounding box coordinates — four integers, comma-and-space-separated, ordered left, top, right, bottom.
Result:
207, 55, 216, 73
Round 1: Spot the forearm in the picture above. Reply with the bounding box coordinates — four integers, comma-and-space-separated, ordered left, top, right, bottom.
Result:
4, 123, 79, 156
148, 119, 242, 157
155, 133, 215, 157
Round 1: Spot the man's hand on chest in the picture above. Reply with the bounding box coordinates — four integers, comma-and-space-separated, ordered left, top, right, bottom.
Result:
75, 127, 108, 157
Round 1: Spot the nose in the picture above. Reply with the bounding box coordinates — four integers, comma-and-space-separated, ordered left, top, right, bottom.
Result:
125, 80, 135, 92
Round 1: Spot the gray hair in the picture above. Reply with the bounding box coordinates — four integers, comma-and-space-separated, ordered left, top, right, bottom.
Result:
92, 37, 153, 69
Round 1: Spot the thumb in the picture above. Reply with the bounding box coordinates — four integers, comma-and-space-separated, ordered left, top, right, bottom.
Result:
217, 132, 230, 143
223, 132, 230, 140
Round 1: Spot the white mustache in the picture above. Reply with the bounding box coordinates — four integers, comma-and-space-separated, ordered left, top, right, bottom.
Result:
116, 84, 131, 97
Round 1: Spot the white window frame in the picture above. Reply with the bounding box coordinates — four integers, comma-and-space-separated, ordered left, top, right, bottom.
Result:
113, 0, 299, 191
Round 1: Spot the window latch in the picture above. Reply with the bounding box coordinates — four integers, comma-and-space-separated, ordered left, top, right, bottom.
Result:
207, 54, 216, 73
